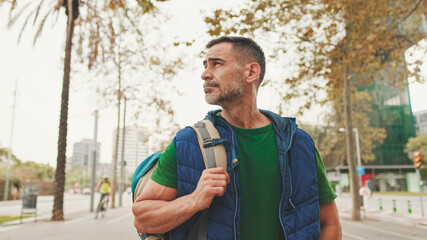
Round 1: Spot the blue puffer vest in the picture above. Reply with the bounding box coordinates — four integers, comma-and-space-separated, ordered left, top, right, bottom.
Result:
171, 109, 320, 240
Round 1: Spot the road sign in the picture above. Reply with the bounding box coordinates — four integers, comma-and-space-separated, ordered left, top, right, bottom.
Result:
356, 166, 365, 175
359, 187, 371, 198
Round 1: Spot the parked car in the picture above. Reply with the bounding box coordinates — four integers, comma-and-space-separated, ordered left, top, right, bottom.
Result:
82, 188, 92, 195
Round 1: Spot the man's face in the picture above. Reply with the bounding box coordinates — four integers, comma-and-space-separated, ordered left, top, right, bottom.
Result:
201, 42, 245, 106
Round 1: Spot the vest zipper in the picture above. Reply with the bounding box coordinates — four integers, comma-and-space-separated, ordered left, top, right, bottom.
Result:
233, 168, 238, 240
288, 166, 296, 209
272, 122, 288, 240
217, 117, 239, 240
279, 170, 287, 240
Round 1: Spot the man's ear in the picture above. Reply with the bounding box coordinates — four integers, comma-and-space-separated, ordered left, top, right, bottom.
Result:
245, 62, 261, 84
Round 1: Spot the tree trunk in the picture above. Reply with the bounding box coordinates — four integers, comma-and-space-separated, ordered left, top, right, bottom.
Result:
52, 0, 75, 221
343, 66, 361, 221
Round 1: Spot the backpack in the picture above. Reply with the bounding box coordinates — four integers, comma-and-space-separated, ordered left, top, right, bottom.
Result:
131, 119, 227, 240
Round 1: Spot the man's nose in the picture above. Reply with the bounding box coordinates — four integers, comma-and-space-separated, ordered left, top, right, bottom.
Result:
201, 68, 212, 81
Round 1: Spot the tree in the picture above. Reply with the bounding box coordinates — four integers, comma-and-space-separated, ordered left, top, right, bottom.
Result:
71, 2, 182, 207
406, 133, 427, 180
0, 148, 21, 166
13, 161, 55, 181
0, 149, 54, 199
406, 133, 427, 154
321, 91, 387, 168
5, 0, 170, 220
204, 0, 426, 221
65, 164, 91, 190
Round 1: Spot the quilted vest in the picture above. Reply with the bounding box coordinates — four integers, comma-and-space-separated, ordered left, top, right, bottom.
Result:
171, 109, 320, 240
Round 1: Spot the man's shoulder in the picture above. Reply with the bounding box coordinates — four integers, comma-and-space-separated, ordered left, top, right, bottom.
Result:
293, 128, 315, 143
174, 113, 220, 141
175, 126, 196, 140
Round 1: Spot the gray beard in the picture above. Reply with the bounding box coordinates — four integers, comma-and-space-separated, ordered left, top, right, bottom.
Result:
206, 71, 245, 106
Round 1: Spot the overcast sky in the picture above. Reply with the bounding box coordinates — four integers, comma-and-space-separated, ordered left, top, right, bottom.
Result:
1, 1, 426, 167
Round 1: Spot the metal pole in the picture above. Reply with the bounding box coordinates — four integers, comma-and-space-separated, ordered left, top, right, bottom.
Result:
416, 168, 425, 217
90, 110, 99, 212
353, 128, 361, 166
119, 98, 126, 207
353, 128, 362, 188
4, 80, 18, 201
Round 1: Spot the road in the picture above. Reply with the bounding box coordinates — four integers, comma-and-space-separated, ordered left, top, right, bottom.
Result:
1, 192, 427, 239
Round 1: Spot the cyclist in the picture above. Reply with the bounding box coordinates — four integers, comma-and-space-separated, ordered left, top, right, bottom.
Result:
95, 176, 111, 205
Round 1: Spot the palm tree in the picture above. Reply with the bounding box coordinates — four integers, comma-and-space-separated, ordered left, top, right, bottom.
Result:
51, 0, 79, 221
6, 0, 80, 221
6, 0, 169, 221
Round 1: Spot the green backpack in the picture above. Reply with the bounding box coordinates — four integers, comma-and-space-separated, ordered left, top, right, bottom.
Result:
131, 120, 227, 240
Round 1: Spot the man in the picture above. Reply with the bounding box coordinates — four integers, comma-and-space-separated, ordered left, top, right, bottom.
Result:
132, 36, 342, 239
95, 176, 111, 204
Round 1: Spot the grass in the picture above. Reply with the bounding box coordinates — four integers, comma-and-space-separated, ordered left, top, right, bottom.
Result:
0, 215, 33, 224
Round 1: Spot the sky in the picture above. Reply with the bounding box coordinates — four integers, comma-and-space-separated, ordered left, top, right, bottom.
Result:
0, 1, 426, 167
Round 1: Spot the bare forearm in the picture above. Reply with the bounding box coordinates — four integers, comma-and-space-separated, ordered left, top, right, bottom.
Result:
320, 224, 342, 240
132, 168, 229, 234
319, 200, 342, 240
132, 194, 200, 234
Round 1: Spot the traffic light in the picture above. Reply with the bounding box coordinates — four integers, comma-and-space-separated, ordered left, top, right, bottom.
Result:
413, 151, 424, 169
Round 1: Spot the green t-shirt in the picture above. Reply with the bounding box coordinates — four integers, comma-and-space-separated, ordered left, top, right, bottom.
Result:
151, 124, 336, 239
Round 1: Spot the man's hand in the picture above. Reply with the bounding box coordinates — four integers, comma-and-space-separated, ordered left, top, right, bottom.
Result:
133, 167, 229, 234
190, 167, 230, 211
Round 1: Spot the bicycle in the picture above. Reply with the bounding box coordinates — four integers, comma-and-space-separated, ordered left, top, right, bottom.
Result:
95, 194, 109, 219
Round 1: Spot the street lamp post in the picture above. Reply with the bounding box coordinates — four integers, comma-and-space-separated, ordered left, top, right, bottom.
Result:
4, 80, 18, 201
339, 127, 363, 187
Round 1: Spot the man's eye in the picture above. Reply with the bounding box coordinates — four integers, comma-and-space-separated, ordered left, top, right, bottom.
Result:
213, 62, 220, 66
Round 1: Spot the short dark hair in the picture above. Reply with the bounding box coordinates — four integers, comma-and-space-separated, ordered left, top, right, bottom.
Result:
206, 36, 266, 85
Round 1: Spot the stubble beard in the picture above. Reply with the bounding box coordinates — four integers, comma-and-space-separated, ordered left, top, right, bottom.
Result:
205, 70, 245, 106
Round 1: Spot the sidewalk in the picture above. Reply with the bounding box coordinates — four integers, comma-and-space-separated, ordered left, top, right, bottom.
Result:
0, 194, 137, 240
336, 193, 427, 228
0, 193, 133, 225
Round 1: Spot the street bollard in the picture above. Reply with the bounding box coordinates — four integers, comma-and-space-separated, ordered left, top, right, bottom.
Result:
393, 199, 396, 213
408, 200, 412, 214
379, 198, 383, 211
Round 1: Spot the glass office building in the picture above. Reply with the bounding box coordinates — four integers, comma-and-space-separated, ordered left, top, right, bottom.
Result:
357, 82, 416, 165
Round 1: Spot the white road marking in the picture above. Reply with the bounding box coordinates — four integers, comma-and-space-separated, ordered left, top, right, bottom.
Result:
65, 214, 94, 224
342, 232, 366, 240
107, 213, 132, 225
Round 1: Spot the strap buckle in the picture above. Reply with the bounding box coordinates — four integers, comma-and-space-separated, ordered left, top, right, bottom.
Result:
203, 139, 213, 148
194, 121, 205, 128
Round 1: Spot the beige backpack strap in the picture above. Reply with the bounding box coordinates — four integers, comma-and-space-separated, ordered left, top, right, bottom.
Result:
190, 120, 227, 170
188, 119, 227, 240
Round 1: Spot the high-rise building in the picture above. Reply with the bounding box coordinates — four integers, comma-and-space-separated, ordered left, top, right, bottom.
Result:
71, 139, 101, 168
112, 126, 149, 177
413, 109, 427, 135
357, 82, 415, 165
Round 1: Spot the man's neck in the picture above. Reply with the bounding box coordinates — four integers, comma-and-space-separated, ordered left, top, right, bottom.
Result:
220, 103, 270, 129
